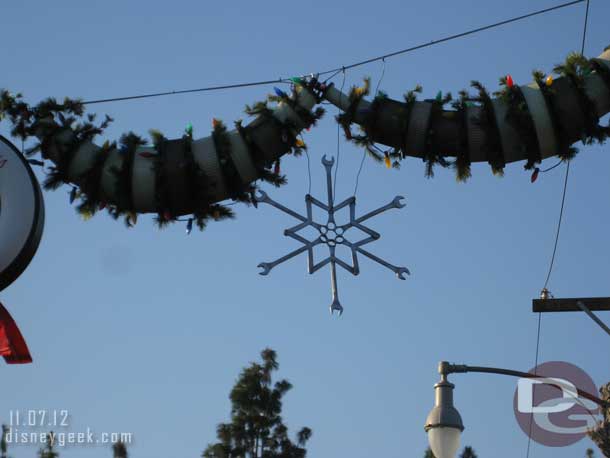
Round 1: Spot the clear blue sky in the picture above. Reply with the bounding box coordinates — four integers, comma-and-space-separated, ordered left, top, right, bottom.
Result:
2, 1, 609, 458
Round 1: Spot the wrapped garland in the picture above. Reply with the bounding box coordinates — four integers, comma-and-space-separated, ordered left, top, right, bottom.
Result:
325, 48, 610, 180
0, 80, 323, 230
1, 48, 610, 232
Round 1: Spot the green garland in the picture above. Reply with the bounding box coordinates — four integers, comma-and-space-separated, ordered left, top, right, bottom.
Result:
182, 127, 234, 231
531, 70, 577, 162
74, 139, 114, 218
336, 80, 403, 167
493, 77, 540, 170
110, 132, 145, 226
423, 91, 453, 178
554, 53, 610, 145
451, 90, 472, 182
470, 81, 505, 175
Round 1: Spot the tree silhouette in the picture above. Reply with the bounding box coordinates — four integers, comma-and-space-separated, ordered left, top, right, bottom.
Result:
460, 446, 478, 458
113, 441, 128, 458
38, 433, 58, 458
588, 382, 610, 457
202, 348, 312, 458
1, 425, 8, 458
423, 445, 478, 458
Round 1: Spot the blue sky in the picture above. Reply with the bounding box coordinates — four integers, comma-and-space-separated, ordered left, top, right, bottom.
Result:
1, 1, 609, 457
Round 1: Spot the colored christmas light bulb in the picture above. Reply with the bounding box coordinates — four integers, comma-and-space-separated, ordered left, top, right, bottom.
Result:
506, 75, 514, 88
212, 118, 220, 129
186, 218, 193, 235
163, 210, 172, 221
274, 160, 281, 175
185, 123, 193, 136
274, 87, 287, 98
290, 77, 303, 85
531, 167, 540, 183
384, 153, 392, 169
295, 139, 305, 148
545, 75, 554, 87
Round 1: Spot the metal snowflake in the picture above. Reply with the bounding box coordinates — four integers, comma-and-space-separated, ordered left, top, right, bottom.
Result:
255, 155, 409, 315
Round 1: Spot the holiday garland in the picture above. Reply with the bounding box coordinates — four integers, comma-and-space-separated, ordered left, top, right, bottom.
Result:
328, 49, 610, 181
1, 49, 609, 231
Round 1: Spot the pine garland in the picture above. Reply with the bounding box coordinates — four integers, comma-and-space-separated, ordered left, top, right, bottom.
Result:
182, 127, 235, 230
532, 70, 577, 162
470, 81, 505, 175
554, 53, 610, 145
451, 90, 472, 182
423, 92, 453, 178
74, 139, 114, 219
493, 77, 540, 170
110, 132, 145, 226
336, 80, 402, 167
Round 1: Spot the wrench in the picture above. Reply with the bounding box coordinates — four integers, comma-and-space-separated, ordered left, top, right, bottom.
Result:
356, 247, 410, 280
354, 196, 406, 224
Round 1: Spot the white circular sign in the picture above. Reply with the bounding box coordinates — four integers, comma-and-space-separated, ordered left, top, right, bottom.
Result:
0, 136, 45, 291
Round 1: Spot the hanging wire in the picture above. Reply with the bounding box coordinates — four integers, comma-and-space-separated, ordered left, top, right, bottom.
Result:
526, 2, 589, 458
374, 58, 387, 96
352, 59, 387, 197
353, 150, 367, 196
304, 139, 312, 195
542, 163, 571, 291
80, 1, 585, 106
332, 69, 347, 203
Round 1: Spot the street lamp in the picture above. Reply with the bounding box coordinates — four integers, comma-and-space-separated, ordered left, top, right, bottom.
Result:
424, 362, 464, 458
424, 361, 608, 458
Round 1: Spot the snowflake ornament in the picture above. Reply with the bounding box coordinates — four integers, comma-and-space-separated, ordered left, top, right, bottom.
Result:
255, 155, 409, 316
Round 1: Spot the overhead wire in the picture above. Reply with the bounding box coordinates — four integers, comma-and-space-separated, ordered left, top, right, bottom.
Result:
526, 2, 590, 458
80, 0, 585, 106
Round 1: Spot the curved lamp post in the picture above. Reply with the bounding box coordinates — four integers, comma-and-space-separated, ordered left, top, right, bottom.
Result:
424, 361, 609, 458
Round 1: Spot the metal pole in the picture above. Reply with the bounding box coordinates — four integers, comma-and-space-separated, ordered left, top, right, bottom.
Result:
577, 301, 610, 337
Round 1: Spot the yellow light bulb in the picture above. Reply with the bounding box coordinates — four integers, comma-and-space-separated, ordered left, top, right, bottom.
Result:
384, 155, 392, 169
545, 75, 553, 87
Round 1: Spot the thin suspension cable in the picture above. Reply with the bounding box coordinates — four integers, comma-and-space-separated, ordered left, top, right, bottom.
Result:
374, 58, 386, 96
81, 0, 585, 106
352, 59, 387, 197
527, 3, 589, 458
333, 70, 346, 203
543, 162, 571, 290
525, 311, 543, 458
83, 78, 292, 105
317, 0, 585, 77
305, 142, 312, 195
353, 150, 367, 196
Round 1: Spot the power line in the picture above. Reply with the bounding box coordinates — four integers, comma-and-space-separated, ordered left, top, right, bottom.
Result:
527, 2, 589, 458
82, 0, 585, 106
316, 0, 585, 77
